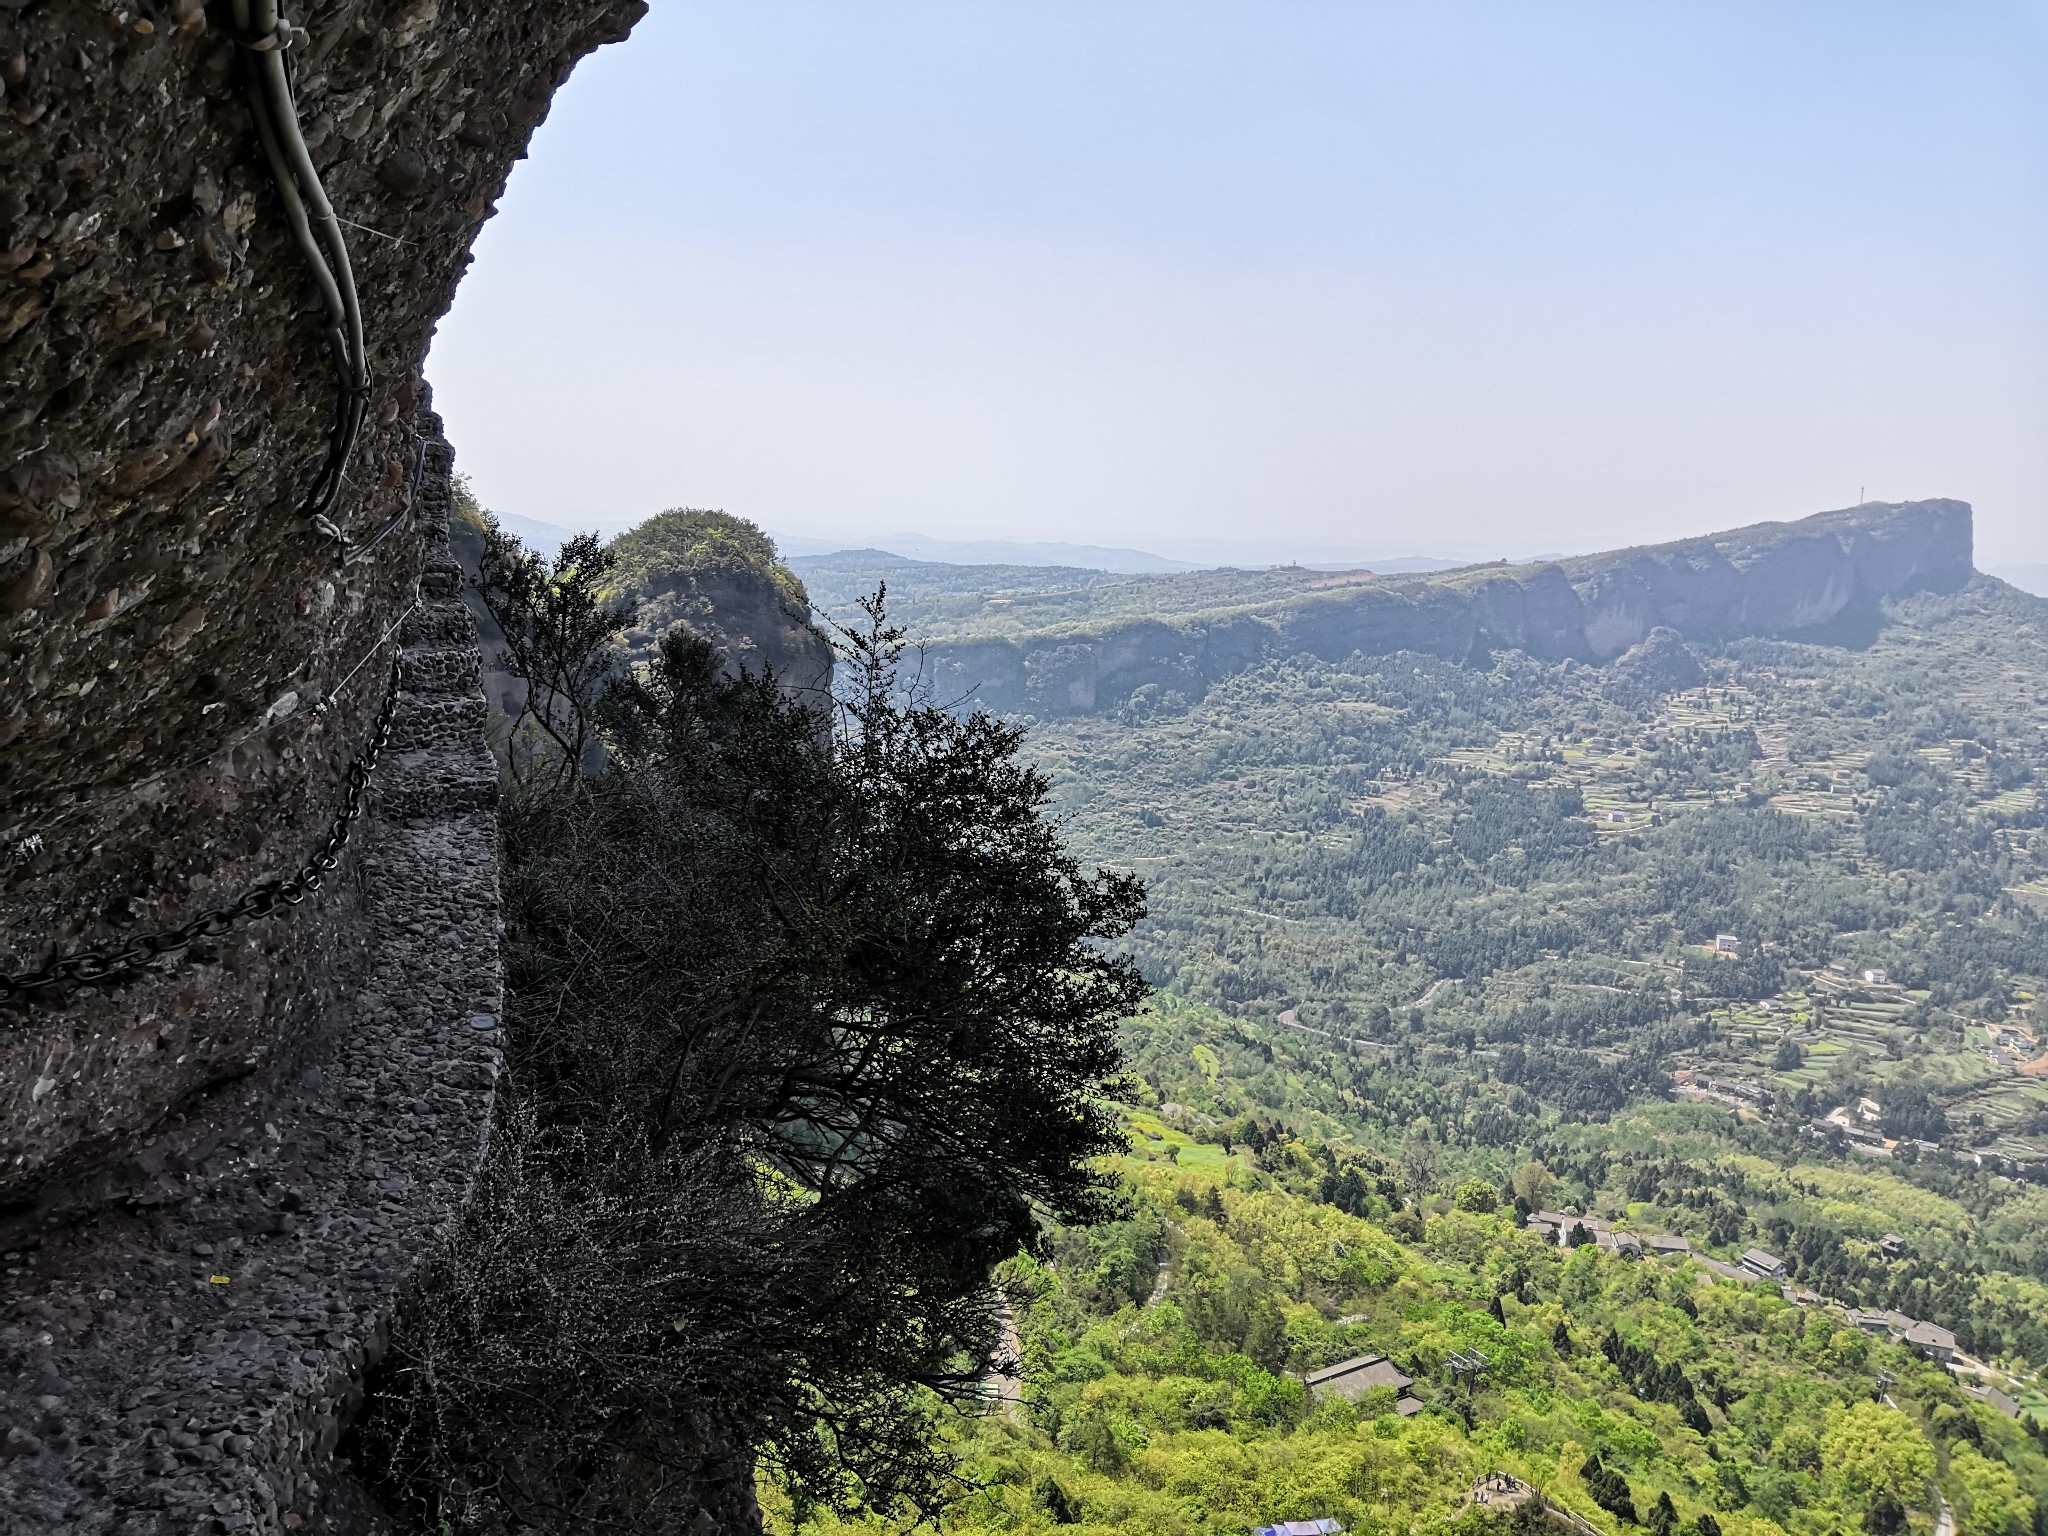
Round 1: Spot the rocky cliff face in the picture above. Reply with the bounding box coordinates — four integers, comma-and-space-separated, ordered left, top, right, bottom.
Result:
0, 2, 643, 1531
607, 510, 833, 705
922, 500, 1973, 716
448, 506, 834, 753
0, 0, 641, 1191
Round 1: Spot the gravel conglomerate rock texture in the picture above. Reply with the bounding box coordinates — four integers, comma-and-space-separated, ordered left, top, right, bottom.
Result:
1, 0, 643, 1189
1, 419, 505, 1533
0, 0, 645, 1528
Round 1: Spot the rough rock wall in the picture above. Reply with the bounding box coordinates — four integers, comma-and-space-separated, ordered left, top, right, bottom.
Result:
621, 566, 835, 702
1554, 499, 1972, 658
2, 422, 507, 1533
0, 0, 644, 1529
922, 500, 1974, 716
2, 0, 642, 1190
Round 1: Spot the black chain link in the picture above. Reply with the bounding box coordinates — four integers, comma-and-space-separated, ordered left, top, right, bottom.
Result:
1, 652, 405, 1001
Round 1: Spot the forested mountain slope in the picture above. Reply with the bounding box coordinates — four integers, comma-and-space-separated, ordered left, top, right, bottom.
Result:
783, 504, 2048, 1536
875, 501, 1972, 716
784, 1112, 2048, 1536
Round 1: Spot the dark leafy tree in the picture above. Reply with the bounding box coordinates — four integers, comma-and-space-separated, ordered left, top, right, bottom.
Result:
357, 595, 1147, 1533
1580, 1452, 1639, 1524
1881, 1085, 1951, 1142
1034, 1474, 1081, 1524
471, 521, 635, 786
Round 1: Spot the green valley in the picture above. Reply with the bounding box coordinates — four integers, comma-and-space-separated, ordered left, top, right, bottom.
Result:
771, 509, 2048, 1536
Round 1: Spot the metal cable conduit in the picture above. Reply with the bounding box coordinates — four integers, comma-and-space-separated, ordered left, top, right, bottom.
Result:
0, 7, 432, 998
230, 0, 372, 541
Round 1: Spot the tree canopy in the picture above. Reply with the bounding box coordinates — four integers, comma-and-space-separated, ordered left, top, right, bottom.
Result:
357, 586, 1146, 1534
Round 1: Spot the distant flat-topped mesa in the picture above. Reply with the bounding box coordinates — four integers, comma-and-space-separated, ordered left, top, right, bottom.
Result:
1531, 497, 1972, 658
921, 499, 1974, 715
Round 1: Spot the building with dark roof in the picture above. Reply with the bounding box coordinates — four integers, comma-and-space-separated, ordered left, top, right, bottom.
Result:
1304, 1354, 1423, 1415
1740, 1247, 1787, 1281
1305, 1354, 1414, 1399
1599, 1230, 1644, 1260
1904, 1322, 1957, 1362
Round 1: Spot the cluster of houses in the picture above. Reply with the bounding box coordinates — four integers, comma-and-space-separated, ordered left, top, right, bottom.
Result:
1671, 1068, 1770, 1110
1522, 1211, 1970, 1369
1991, 1023, 2039, 1062
1808, 1100, 1921, 1159
1797, 1117, 2034, 1174
1526, 1209, 1699, 1263
1840, 1307, 1960, 1364
1814, 961, 1894, 990
1295, 1216, 2010, 1441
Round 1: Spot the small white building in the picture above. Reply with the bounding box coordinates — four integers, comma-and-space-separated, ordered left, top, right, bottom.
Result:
1904, 1322, 1957, 1363
1740, 1247, 1787, 1281
1863, 968, 1889, 986
1598, 1230, 1644, 1261
1714, 934, 1741, 956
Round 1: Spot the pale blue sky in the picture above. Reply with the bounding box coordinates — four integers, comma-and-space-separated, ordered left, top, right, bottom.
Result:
431, 2, 2048, 567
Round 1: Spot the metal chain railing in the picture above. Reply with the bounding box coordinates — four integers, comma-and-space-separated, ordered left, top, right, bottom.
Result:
0, 652, 405, 1001
0, 5, 415, 1004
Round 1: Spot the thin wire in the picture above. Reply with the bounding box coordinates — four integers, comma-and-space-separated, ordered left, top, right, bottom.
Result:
317, 591, 420, 715
335, 215, 416, 248
9, 595, 421, 844
344, 436, 428, 566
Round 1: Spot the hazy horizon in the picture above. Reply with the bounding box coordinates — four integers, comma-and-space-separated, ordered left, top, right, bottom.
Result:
486, 503, 2048, 599
431, 3, 2048, 569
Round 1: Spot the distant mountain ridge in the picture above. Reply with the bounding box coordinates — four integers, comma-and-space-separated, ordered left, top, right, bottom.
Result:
912, 499, 1977, 716
777, 533, 1202, 573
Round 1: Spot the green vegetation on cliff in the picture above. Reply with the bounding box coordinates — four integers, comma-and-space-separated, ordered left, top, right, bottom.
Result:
605, 507, 814, 612
363, 563, 1143, 1532
605, 509, 832, 693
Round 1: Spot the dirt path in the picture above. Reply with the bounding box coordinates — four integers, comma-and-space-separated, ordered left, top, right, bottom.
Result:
1273, 1008, 1394, 1050
987, 1300, 1025, 1416
1148, 1254, 1172, 1306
